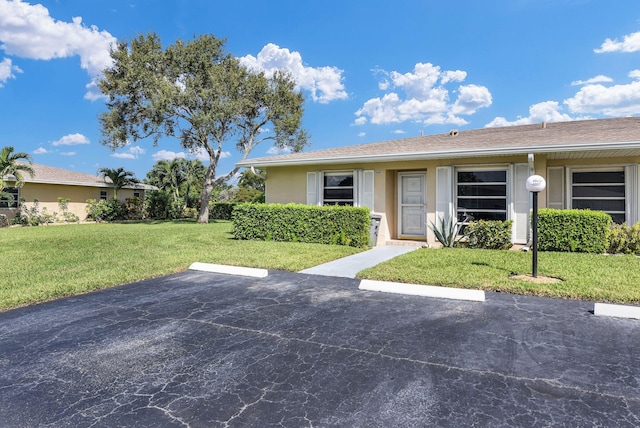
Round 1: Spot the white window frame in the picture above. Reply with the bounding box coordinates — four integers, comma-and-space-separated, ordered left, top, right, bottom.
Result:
322, 171, 355, 206
455, 166, 510, 228
307, 169, 375, 209
568, 166, 626, 223
100, 190, 108, 200
0, 186, 19, 208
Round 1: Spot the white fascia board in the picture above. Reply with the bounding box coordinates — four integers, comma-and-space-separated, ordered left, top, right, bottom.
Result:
237, 141, 640, 168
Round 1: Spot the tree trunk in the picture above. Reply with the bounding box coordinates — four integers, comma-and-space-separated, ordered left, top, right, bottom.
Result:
197, 163, 216, 224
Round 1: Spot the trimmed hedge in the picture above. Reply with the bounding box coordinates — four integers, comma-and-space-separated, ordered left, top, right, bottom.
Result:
466, 220, 513, 250
608, 222, 640, 255
232, 203, 371, 247
209, 202, 237, 220
538, 209, 610, 253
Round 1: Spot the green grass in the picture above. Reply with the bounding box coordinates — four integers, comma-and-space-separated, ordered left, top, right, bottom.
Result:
0, 221, 360, 311
357, 248, 640, 304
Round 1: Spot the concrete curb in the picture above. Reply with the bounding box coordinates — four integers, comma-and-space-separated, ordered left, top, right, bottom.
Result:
594, 303, 640, 320
359, 279, 485, 302
189, 262, 269, 278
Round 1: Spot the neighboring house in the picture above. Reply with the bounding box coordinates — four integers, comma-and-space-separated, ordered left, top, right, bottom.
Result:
0, 163, 155, 221
237, 117, 640, 247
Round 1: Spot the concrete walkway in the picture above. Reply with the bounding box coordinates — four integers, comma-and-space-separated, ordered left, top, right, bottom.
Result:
299, 244, 421, 278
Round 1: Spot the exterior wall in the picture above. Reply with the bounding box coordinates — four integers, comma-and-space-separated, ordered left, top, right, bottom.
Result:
0, 183, 145, 221
265, 154, 640, 247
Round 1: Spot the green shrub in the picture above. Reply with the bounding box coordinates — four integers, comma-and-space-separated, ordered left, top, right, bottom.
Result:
466, 220, 513, 250
85, 199, 126, 222
0, 214, 8, 228
15, 200, 57, 226
57, 197, 79, 223
429, 216, 462, 248
145, 190, 184, 220
608, 222, 640, 255
232, 203, 371, 248
209, 202, 237, 220
124, 197, 145, 220
538, 209, 610, 253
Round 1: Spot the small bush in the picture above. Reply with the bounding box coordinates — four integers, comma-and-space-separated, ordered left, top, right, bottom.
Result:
0, 214, 8, 228
57, 197, 79, 223
429, 216, 462, 248
232, 203, 370, 248
538, 209, 610, 253
15, 200, 57, 226
608, 222, 640, 255
209, 202, 237, 220
124, 197, 145, 220
466, 220, 513, 250
85, 199, 126, 222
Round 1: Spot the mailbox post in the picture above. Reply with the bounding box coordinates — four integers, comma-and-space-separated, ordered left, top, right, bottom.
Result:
526, 175, 546, 278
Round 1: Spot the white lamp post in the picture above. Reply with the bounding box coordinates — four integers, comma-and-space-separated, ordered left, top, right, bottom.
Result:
526, 175, 546, 278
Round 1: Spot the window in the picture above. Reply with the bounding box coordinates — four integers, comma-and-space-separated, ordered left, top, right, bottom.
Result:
133, 192, 140, 198
323, 172, 354, 206
100, 190, 108, 200
456, 169, 507, 225
571, 169, 625, 223
0, 187, 19, 208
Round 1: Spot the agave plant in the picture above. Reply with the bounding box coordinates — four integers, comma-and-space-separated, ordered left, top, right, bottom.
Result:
429, 215, 462, 248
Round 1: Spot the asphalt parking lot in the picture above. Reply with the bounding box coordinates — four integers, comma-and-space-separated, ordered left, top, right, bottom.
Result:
1, 269, 639, 427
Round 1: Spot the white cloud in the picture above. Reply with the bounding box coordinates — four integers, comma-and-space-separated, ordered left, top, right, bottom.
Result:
564, 75, 640, 117
0, 0, 116, 98
60, 151, 76, 156
571, 75, 613, 86
266, 146, 292, 155
33, 147, 48, 154
152, 150, 186, 161
111, 145, 145, 159
240, 43, 347, 103
392, 129, 405, 134
355, 62, 492, 126
0, 57, 21, 87
358, 132, 366, 137
595, 31, 640, 53
485, 101, 576, 127
52, 133, 89, 146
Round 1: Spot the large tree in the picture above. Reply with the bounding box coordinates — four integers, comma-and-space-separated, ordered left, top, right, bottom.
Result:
98, 167, 138, 200
0, 146, 35, 203
99, 33, 308, 223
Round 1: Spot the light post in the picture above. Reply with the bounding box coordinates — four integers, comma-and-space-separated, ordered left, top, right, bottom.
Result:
526, 175, 546, 278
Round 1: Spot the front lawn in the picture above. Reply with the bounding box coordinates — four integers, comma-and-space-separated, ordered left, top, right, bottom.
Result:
0, 221, 360, 311
357, 248, 640, 304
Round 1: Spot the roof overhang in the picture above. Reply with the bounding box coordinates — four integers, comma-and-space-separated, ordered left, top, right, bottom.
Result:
237, 141, 640, 168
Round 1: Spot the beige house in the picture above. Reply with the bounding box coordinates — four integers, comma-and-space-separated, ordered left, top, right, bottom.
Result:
1, 163, 154, 221
237, 117, 640, 247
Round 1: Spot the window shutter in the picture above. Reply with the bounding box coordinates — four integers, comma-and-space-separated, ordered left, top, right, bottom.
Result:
625, 164, 638, 225
512, 163, 530, 244
361, 170, 375, 210
306, 172, 319, 205
435, 166, 453, 221
546, 167, 564, 210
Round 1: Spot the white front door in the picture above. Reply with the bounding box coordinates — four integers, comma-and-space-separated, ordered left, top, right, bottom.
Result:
398, 172, 427, 238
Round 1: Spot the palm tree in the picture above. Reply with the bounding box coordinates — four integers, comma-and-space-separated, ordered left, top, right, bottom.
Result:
97, 167, 138, 200
0, 146, 35, 203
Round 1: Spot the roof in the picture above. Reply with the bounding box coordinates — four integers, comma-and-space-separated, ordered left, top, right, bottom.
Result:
237, 116, 640, 168
4, 163, 155, 190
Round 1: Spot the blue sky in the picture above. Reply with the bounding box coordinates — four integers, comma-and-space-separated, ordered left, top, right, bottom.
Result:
1, 0, 640, 181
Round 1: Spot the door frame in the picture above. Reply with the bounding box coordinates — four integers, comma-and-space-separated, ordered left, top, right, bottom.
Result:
397, 171, 427, 239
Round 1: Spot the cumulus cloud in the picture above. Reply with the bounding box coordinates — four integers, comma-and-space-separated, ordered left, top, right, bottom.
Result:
392, 129, 406, 134
52, 133, 89, 146
0, 0, 116, 99
595, 31, 640, 53
111, 145, 145, 159
266, 146, 292, 155
564, 71, 640, 116
571, 75, 613, 86
33, 147, 48, 154
60, 151, 76, 156
152, 150, 186, 161
358, 132, 366, 137
0, 57, 21, 86
485, 101, 576, 128
354, 62, 491, 126
239, 43, 347, 103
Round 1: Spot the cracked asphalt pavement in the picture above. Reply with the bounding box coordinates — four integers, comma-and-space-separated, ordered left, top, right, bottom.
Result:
1, 270, 639, 427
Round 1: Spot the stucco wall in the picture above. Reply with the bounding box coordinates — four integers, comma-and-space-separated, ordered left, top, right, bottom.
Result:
265, 153, 640, 247
1, 183, 144, 221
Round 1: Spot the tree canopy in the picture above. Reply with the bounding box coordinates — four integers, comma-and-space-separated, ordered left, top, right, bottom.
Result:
99, 33, 309, 223
145, 158, 206, 208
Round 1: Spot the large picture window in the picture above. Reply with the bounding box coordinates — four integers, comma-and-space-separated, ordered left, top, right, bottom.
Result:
323, 172, 354, 206
456, 169, 507, 225
0, 187, 19, 208
571, 169, 625, 223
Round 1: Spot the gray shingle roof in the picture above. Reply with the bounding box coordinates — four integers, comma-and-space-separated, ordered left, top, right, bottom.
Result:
237, 117, 640, 167
4, 163, 155, 190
